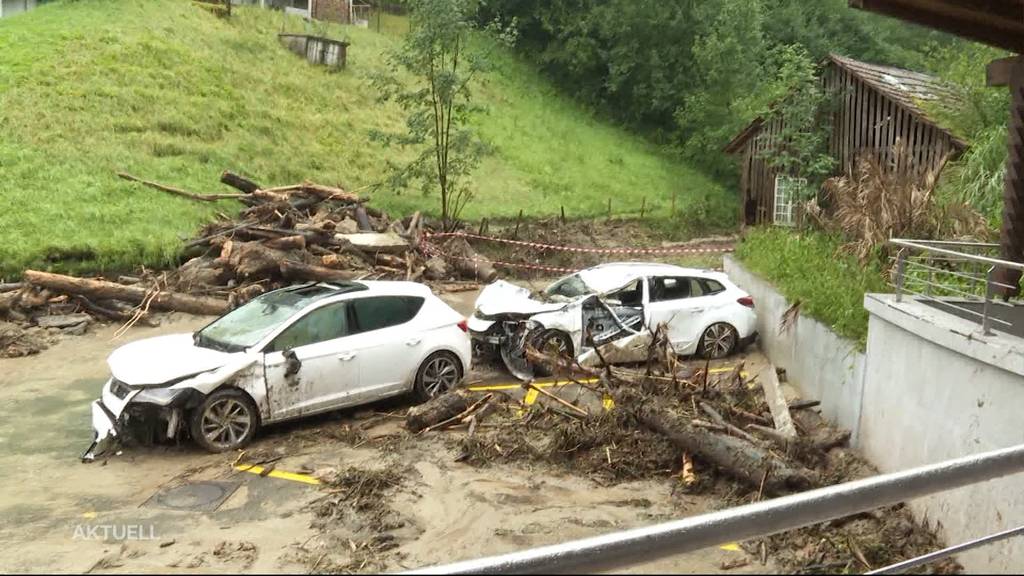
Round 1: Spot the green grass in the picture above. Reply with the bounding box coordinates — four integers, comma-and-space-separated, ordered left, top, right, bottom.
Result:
0, 0, 730, 276
734, 228, 887, 346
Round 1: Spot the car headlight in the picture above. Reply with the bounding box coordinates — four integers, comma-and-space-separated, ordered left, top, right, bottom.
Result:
133, 387, 187, 406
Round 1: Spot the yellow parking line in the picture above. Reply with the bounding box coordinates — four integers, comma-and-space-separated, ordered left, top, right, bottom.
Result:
234, 464, 321, 486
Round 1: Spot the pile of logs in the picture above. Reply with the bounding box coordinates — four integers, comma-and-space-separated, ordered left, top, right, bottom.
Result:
408, 339, 849, 499
0, 170, 498, 356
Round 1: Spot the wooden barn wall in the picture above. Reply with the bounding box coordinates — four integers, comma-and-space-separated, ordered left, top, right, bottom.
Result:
822, 65, 958, 178
741, 63, 960, 226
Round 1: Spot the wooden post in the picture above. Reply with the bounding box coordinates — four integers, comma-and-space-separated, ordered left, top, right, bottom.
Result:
607, 198, 612, 220
560, 205, 566, 224
640, 197, 646, 219
513, 209, 523, 240
988, 56, 1024, 298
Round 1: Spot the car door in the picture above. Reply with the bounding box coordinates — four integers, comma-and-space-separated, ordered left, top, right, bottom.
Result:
345, 295, 426, 400
644, 276, 711, 352
263, 302, 360, 420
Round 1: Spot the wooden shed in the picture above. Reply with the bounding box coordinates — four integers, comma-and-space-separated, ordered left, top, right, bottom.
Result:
725, 54, 967, 227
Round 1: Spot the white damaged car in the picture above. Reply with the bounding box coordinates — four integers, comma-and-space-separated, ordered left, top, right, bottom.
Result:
84, 281, 471, 460
467, 263, 757, 380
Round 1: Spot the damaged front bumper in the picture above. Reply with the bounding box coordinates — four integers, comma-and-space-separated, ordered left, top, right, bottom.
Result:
82, 379, 198, 462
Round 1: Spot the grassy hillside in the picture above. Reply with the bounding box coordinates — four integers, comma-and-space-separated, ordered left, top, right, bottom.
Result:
0, 0, 731, 275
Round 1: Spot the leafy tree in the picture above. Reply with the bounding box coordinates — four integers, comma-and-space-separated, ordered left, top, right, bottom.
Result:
758, 45, 836, 193
374, 0, 514, 230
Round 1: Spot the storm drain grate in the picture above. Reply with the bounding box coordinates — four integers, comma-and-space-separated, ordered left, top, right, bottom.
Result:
144, 480, 241, 513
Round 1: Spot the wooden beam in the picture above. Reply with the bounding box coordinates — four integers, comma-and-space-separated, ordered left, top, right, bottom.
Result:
989, 56, 1024, 87
850, 0, 1024, 54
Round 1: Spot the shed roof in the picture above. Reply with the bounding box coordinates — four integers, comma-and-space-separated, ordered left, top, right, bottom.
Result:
724, 54, 967, 154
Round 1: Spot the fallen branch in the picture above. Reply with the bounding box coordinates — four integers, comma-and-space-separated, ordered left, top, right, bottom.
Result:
24, 271, 228, 316
524, 381, 589, 417
118, 172, 245, 202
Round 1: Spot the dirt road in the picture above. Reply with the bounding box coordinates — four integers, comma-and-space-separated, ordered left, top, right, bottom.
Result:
0, 291, 771, 573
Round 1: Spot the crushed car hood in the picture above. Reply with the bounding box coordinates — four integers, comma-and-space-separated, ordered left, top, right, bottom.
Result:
474, 280, 570, 317
108, 333, 238, 387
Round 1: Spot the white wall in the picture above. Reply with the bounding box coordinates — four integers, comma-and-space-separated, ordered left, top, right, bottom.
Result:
725, 256, 1024, 572
724, 255, 866, 441
861, 295, 1024, 573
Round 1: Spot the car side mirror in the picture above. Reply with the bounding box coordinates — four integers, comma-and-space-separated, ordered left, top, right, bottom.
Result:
284, 349, 302, 378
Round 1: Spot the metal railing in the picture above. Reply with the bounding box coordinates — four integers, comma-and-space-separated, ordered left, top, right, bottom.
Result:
890, 239, 1024, 336
403, 443, 1024, 574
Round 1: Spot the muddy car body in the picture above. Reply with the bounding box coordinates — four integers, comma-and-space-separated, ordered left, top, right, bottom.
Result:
468, 263, 757, 379
85, 281, 471, 459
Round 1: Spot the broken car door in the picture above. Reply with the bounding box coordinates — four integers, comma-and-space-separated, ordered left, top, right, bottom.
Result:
583, 278, 646, 346
345, 295, 426, 401
645, 277, 710, 351
264, 301, 359, 420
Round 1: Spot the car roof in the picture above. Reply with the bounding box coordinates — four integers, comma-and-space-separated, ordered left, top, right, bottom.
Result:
576, 262, 724, 293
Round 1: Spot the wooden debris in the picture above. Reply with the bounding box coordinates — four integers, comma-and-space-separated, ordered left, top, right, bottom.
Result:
759, 365, 798, 439
339, 232, 410, 255
23, 271, 229, 316
637, 404, 818, 496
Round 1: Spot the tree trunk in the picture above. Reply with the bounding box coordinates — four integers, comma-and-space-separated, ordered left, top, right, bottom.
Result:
23, 271, 228, 316
444, 238, 497, 282
405, 389, 472, 432
220, 171, 262, 194
637, 404, 818, 496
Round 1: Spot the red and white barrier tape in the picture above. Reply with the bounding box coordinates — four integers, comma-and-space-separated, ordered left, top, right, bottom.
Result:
421, 240, 580, 273
422, 231, 734, 255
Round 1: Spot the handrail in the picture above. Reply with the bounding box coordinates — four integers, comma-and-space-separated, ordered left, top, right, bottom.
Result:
402, 443, 1024, 575
890, 239, 1024, 272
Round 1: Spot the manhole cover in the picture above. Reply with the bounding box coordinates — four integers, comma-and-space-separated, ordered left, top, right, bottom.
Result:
145, 480, 241, 512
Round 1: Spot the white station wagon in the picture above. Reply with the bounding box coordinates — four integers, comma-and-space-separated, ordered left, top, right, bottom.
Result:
85, 281, 471, 458
468, 263, 757, 380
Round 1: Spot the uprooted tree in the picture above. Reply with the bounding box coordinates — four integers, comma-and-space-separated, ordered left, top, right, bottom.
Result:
373, 0, 516, 231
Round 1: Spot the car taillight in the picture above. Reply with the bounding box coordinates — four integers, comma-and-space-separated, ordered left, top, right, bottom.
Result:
458, 319, 469, 333
738, 296, 755, 308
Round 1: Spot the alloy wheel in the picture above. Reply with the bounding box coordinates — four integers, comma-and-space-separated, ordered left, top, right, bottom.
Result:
422, 355, 460, 398
702, 323, 737, 359
200, 397, 253, 450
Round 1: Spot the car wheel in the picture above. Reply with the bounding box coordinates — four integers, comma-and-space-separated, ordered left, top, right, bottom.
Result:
189, 389, 259, 453
699, 323, 738, 359
531, 329, 574, 376
414, 351, 463, 402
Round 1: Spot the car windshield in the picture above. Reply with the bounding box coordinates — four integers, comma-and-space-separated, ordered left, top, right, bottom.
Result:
544, 274, 592, 299
195, 287, 338, 352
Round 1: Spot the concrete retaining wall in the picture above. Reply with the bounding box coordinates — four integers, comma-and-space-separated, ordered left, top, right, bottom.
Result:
725, 255, 1024, 572
723, 255, 866, 442
861, 295, 1024, 573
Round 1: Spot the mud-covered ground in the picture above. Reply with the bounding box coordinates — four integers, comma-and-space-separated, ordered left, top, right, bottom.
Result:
0, 288, 771, 574
0, 281, 954, 574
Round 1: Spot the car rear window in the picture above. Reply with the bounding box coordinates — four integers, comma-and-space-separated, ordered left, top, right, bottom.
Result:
350, 296, 425, 333
701, 279, 726, 295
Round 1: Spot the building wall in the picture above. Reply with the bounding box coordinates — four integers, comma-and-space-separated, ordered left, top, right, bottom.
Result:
725, 255, 1024, 572
312, 0, 350, 24
861, 295, 1024, 573
739, 63, 961, 226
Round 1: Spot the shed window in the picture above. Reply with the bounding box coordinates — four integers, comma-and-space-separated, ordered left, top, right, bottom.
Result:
773, 176, 804, 227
